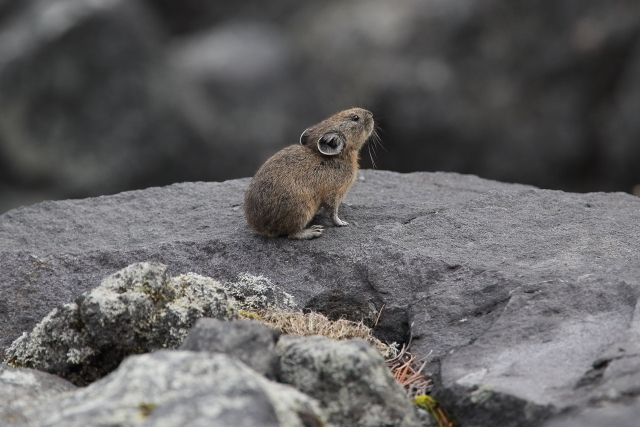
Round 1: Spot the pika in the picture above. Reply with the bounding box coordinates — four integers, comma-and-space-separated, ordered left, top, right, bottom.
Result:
244, 107, 375, 239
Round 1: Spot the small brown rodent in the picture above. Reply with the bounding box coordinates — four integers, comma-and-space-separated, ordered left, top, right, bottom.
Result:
244, 107, 375, 239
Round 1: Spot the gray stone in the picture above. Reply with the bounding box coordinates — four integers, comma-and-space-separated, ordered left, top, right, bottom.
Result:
0, 365, 76, 426
1, 170, 640, 426
433, 277, 638, 427
18, 350, 325, 427
179, 318, 281, 379
276, 335, 420, 427
5, 262, 237, 385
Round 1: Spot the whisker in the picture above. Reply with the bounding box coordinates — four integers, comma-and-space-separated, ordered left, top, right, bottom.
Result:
374, 123, 387, 136
368, 144, 377, 169
372, 126, 386, 152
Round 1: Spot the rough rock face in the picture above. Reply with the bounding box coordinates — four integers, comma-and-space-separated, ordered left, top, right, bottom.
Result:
17, 351, 325, 427
0, 365, 76, 425
5, 262, 237, 385
1, 170, 640, 426
277, 335, 420, 427
179, 318, 281, 379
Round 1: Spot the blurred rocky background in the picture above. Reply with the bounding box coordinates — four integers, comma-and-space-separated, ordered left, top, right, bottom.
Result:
0, 0, 639, 214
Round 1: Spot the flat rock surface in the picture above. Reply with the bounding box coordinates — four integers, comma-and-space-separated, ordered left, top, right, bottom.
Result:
1, 170, 640, 426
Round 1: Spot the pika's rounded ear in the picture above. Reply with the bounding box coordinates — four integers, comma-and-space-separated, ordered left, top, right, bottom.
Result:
299, 127, 311, 145
317, 131, 345, 155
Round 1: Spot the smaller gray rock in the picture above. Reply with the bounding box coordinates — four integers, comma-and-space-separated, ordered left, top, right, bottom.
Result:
179, 318, 281, 379
4, 302, 98, 385
0, 365, 76, 426
5, 262, 237, 385
276, 335, 420, 427
21, 351, 325, 427
225, 272, 297, 311
78, 263, 237, 350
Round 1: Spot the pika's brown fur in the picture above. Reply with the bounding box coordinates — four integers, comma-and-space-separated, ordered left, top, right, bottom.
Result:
244, 108, 375, 239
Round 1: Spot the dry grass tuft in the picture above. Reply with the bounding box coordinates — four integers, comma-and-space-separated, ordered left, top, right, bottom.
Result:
238, 309, 394, 357
387, 344, 432, 397
239, 308, 441, 421
239, 309, 432, 395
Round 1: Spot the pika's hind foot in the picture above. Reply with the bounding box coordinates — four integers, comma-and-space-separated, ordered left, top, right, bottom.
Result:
288, 225, 324, 240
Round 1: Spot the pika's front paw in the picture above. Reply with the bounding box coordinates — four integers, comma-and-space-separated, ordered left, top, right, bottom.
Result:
331, 213, 349, 227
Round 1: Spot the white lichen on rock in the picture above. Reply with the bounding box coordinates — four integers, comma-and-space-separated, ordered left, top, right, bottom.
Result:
4, 262, 237, 385
277, 335, 421, 427
225, 273, 296, 311
5, 303, 94, 374
153, 273, 239, 347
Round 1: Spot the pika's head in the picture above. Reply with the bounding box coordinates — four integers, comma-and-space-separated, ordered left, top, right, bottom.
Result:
299, 108, 374, 156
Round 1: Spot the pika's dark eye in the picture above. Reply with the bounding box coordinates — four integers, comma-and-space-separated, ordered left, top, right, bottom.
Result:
351, 114, 359, 121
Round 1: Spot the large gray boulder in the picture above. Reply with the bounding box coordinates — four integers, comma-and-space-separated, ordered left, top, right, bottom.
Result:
1, 170, 640, 426
16, 350, 324, 427
277, 335, 420, 427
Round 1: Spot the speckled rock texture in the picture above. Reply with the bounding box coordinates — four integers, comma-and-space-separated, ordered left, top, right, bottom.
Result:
225, 272, 297, 312
15, 351, 325, 427
1, 170, 640, 426
5, 262, 237, 385
179, 318, 281, 379
277, 335, 420, 427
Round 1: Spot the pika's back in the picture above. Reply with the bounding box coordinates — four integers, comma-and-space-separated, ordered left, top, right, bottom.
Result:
245, 108, 374, 238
